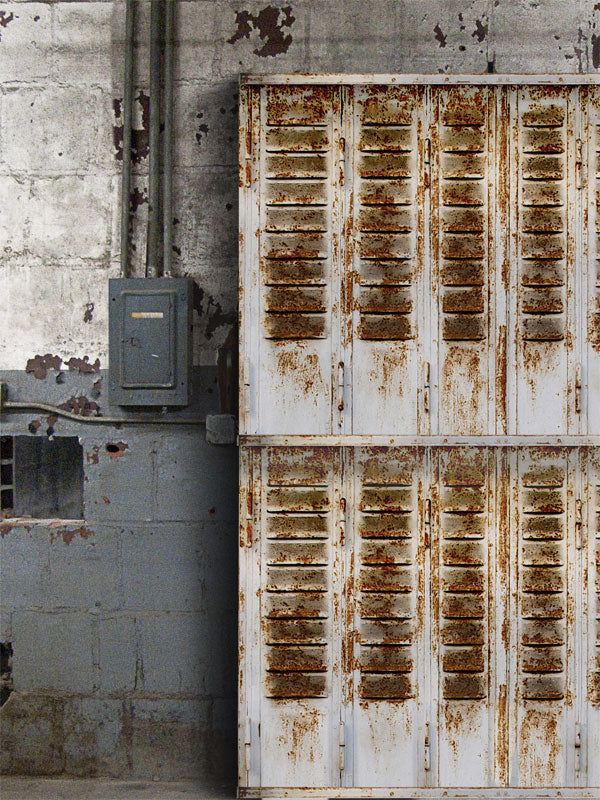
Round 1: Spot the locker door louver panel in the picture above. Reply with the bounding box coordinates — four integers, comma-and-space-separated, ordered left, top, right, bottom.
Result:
264, 447, 334, 699
355, 447, 420, 700
263, 87, 334, 341
518, 449, 567, 701
434, 86, 494, 436
355, 86, 419, 342
438, 448, 489, 700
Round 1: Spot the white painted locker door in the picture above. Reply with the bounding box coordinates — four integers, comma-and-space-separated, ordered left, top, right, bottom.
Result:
258, 446, 341, 788
430, 447, 507, 787
346, 447, 427, 787
508, 447, 577, 788
509, 88, 577, 435
249, 87, 342, 434
588, 87, 600, 435
349, 86, 426, 436
431, 88, 502, 436
585, 446, 600, 788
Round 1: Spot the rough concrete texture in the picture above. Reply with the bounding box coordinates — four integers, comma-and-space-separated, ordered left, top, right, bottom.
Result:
0, 0, 598, 784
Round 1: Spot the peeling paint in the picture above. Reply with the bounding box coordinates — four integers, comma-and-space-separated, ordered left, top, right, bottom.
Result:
228, 5, 295, 57
92, 378, 102, 399
26, 354, 62, 380
433, 23, 447, 48
83, 303, 94, 324
0, 10, 15, 41
57, 396, 100, 417
112, 92, 150, 163
472, 19, 488, 42
65, 356, 101, 375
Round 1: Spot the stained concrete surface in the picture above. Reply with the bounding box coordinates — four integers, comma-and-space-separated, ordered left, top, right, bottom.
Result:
0, 777, 235, 800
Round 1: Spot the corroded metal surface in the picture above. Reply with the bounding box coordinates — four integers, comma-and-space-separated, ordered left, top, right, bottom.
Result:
240, 82, 599, 438
240, 444, 599, 794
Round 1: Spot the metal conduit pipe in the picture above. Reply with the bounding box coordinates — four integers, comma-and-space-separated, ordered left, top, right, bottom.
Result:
146, 0, 163, 278
119, 0, 135, 278
162, 0, 175, 277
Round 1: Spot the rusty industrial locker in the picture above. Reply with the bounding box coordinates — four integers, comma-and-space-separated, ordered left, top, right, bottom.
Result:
238, 75, 600, 800
239, 77, 599, 437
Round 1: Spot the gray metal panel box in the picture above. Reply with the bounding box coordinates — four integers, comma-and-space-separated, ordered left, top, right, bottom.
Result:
109, 278, 193, 406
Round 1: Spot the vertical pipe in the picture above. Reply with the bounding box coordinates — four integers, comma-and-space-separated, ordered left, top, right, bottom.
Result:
146, 0, 163, 277
120, 0, 135, 278
163, 0, 174, 277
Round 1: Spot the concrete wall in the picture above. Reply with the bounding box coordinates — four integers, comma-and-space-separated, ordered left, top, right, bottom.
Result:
0, 0, 598, 782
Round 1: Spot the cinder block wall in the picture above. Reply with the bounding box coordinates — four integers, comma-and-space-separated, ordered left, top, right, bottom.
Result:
0, 0, 597, 782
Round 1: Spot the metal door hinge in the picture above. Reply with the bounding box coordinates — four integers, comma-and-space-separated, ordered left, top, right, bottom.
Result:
424, 721, 431, 771
424, 498, 431, 548
575, 364, 582, 414
424, 362, 431, 414
425, 137, 431, 165
339, 721, 345, 771
244, 721, 252, 772
575, 722, 581, 773
575, 498, 583, 550
339, 137, 345, 186
245, 484, 254, 548
576, 139, 583, 190
337, 361, 345, 423
340, 497, 346, 546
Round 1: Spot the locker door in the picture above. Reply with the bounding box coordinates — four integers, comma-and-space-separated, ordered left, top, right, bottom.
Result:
431, 88, 501, 436
346, 446, 427, 787
430, 447, 507, 787
349, 86, 426, 435
508, 447, 577, 788
244, 86, 342, 434
587, 87, 600, 435
509, 88, 578, 435
256, 446, 342, 788
585, 446, 600, 787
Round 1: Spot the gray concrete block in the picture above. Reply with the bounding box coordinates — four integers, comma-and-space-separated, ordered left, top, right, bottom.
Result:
1, 87, 111, 175
154, 432, 238, 522
493, 0, 590, 73
0, 4, 53, 84
0, 609, 12, 642
11, 610, 97, 693
83, 431, 156, 522
45, 525, 122, 612
0, 692, 66, 775
97, 614, 137, 694
120, 525, 203, 612
62, 697, 123, 777
0, 176, 30, 258
0, 523, 50, 608
205, 414, 236, 446
0, 263, 111, 371
136, 612, 225, 695
172, 81, 238, 170
53, 2, 113, 89
27, 176, 113, 261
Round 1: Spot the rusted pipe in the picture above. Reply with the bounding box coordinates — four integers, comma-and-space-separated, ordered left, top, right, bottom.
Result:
119, 0, 134, 278
146, 0, 163, 278
1, 399, 205, 426
162, 0, 174, 277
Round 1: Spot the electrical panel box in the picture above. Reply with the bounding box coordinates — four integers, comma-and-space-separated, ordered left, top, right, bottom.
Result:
108, 277, 193, 406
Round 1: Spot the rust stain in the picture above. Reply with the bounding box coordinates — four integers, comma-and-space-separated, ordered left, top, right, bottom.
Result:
433, 23, 447, 48
86, 445, 100, 465
106, 441, 128, 459
0, 10, 15, 37
49, 525, 93, 545
25, 354, 62, 380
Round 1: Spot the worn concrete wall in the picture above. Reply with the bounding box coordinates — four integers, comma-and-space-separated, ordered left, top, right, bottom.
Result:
0, 0, 598, 783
